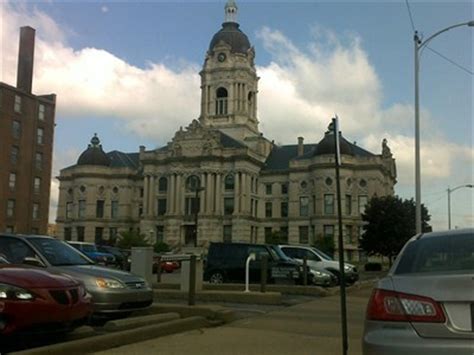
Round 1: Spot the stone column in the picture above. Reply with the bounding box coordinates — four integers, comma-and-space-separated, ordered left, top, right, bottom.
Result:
234, 172, 240, 214
216, 173, 222, 214
176, 174, 182, 214
200, 173, 206, 213
168, 174, 175, 214
143, 175, 149, 216
206, 173, 213, 214
148, 175, 155, 217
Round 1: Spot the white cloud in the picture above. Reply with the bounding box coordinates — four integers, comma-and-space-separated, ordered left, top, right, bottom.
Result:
101, 5, 109, 13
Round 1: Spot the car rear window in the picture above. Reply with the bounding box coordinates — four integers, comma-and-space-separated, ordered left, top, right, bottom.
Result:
395, 232, 474, 274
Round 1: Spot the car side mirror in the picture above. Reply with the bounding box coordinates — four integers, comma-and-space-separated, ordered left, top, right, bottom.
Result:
23, 257, 45, 268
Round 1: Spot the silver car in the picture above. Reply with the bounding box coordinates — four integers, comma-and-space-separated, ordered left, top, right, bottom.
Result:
363, 228, 474, 355
0, 234, 153, 315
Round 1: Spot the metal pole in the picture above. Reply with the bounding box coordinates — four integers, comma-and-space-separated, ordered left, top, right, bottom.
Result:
332, 118, 348, 355
260, 255, 267, 293
414, 31, 422, 235
188, 255, 196, 306
447, 187, 452, 230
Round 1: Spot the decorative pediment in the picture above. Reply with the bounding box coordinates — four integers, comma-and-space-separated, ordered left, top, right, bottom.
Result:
169, 120, 222, 157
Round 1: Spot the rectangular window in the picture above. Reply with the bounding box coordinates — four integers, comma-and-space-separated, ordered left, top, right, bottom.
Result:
96, 200, 104, 218
224, 197, 234, 215
345, 225, 354, 244
264, 227, 273, 243
299, 226, 309, 244
14, 95, 21, 113
10, 146, 19, 164
8, 173, 16, 190
37, 128, 44, 145
76, 226, 84, 241
34, 177, 41, 194
185, 197, 199, 215
323, 225, 335, 238
32, 203, 39, 219
281, 183, 288, 194
12, 120, 21, 139
265, 184, 272, 195
280, 227, 289, 243
156, 226, 164, 243
66, 202, 73, 219
35, 152, 43, 170
157, 198, 167, 216
64, 227, 72, 241
324, 194, 334, 215
95, 227, 103, 244
78, 200, 86, 218
254, 200, 258, 217
223, 225, 232, 243
281, 202, 288, 217
7, 200, 15, 217
345, 195, 352, 215
300, 196, 309, 216
358, 195, 368, 215
265, 202, 272, 218
6, 226, 14, 233
111, 200, 119, 219
38, 104, 45, 120
109, 227, 118, 244
138, 204, 143, 217
139, 188, 144, 198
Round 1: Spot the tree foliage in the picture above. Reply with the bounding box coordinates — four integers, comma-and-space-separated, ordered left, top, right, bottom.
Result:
117, 230, 150, 249
312, 235, 335, 257
359, 195, 431, 263
154, 241, 171, 254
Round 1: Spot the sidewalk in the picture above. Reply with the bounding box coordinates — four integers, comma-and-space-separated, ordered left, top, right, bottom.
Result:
94, 287, 372, 355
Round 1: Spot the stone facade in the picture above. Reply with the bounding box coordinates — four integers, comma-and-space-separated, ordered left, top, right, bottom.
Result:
56, 1, 396, 261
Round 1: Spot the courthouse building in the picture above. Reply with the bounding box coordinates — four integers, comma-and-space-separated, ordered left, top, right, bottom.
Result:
56, 1, 396, 260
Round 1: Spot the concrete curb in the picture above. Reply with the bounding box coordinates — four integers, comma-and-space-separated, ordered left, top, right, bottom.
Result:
104, 312, 180, 332
13, 316, 209, 355
154, 289, 282, 305
140, 303, 236, 323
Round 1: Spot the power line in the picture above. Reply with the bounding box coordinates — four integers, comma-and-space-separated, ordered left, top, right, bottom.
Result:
405, 0, 416, 32
425, 46, 473, 75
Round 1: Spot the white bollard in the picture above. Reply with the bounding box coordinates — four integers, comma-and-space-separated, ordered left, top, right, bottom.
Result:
245, 253, 256, 292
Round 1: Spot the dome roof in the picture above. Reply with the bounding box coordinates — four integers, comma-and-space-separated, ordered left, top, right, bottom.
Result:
314, 132, 354, 157
77, 134, 111, 166
209, 22, 251, 54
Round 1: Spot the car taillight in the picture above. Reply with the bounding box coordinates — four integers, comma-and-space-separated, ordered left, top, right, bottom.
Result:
366, 288, 445, 323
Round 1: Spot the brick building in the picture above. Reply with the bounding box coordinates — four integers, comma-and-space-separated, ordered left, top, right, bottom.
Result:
0, 27, 56, 234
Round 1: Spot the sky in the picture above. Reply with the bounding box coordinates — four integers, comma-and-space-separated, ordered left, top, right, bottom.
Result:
1, 0, 472, 230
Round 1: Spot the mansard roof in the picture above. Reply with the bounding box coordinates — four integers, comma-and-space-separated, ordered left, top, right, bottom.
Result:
107, 151, 140, 169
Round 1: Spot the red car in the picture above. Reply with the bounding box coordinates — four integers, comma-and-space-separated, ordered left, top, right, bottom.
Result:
0, 264, 92, 335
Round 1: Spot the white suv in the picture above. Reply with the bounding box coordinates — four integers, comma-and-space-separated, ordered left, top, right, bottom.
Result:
279, 245, 359, 284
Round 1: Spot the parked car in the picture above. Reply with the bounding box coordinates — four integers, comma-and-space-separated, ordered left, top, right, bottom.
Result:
68, 242, 116, 266
279, 245, 359, 284
204, 242, 308, 284
0, 262, 92, 335
270, 245, 338, 287
363, 228, 474, 355
0, 234, 153, 315
97, 245, 129, 268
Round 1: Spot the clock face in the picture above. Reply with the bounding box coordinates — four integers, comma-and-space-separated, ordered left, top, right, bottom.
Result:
218, 53, 226, 62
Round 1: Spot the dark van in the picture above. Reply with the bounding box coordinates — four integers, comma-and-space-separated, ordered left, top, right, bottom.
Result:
203, 242, 308, 284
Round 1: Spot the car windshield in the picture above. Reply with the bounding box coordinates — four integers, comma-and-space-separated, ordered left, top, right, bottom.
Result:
395, 232, 474, 274
271, 246, 293, 262
28, 238, 93, 266
312, 248, 334, 261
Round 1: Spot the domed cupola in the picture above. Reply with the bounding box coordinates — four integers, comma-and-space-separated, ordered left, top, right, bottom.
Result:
77, 134, 111, 166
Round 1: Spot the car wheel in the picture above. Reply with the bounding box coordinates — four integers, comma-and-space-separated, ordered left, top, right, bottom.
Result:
209, 271, 225, 284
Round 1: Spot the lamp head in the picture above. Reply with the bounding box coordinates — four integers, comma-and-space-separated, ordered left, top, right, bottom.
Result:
468, 20, 474, 27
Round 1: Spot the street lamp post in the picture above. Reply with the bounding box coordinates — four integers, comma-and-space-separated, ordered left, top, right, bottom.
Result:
447, 184, 473, 230
413, 20, 474, 234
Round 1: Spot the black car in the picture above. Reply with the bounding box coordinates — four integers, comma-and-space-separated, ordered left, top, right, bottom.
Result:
203, 242, 310, 284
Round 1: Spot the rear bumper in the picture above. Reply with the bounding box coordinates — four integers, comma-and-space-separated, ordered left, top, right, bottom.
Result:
363, 320, 474, 355
88, 287, 153, 314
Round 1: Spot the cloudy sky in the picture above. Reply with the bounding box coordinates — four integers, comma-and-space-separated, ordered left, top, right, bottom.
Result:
1, 0, 472, 230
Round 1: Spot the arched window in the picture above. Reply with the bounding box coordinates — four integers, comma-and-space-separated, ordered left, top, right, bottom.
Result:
216, 87, 228, 115
225, 174, 235, 191
186, 175, 201, 192
158, 177, 168, 193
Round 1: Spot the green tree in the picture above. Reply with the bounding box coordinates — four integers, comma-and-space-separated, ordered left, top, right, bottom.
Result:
154, 241, 170, 254
117, 230, 150, 249
359, 195, 431, 265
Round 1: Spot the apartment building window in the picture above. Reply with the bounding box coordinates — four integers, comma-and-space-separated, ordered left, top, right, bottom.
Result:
12, 121, 21, 139
37, 128, 44, 145
109, 228, 118, 244
158, 177, 168, 193
300, 196, 309, 216
14, 95, 21, 113
265, 202, 272, 218
279, 227, 289, 243
281, 202, 288, 217
32, 203, 39, 219
76, 226, 85, 241
95, 227, 104, 244
111, 200, 119, 219
78, 200, 86, 218
345, 195, 352, 216
157, 198, 167, 216
345, 225, 354, 244
64, 227, 72, 241
38, 104, 45, 120
358, 195, 368, 215
265, 184, 272, 195
323, 225, 335, 238
264, 227, 273, 243
7, 200, 15, 217
156, 226, 164, 243
324, 194, 334, 215
96, 200, 104, 218
223, 225, 232, 243
224, 197, 234, 215
224, 174, 235, 190
10, 146, 19, 164
34, 177, 41, 194
8, 173, 16, 190
66, 202, 73, 219
299, 226, 309, 244
281, 183, 288, 194
35, 152, 43, 170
